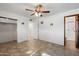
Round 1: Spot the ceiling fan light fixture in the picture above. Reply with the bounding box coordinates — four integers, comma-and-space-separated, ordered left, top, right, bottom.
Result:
35, 12, 38, 16
35, 12, 42, 17
25, 4, 50, 17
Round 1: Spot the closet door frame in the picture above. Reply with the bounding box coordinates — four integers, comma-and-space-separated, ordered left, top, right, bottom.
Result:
64, 14, 79, 47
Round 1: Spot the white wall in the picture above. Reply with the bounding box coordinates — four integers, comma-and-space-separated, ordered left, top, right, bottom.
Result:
0, 8, 79, 45
0, 10, 29, 43
17, 16, 29, 43
34, 8, 79, 45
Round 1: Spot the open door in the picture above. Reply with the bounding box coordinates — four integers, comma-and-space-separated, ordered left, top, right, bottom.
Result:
64, 14, 79, 49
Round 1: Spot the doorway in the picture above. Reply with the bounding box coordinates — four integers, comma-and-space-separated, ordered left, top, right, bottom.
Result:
64, 14, 79, 50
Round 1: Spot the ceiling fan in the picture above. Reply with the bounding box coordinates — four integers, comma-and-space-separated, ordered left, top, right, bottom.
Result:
25, 4, 50, 17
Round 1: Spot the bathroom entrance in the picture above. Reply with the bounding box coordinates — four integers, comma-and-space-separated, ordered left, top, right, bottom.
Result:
64, 14, 79, 50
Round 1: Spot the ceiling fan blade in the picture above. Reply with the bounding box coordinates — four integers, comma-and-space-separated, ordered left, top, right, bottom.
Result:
42, 11, 50, 13
25, 9, 34, 12
31, 13, 35, 16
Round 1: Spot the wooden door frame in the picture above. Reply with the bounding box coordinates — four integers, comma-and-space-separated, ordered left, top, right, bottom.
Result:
64, 14, 79, 47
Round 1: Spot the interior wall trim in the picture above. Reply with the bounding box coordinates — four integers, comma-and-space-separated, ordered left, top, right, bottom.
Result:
0, 16, 17, 21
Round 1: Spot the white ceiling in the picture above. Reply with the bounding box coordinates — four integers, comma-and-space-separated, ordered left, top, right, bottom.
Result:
0, 3, 79, 17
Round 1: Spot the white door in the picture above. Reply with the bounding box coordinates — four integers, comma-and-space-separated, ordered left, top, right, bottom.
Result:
65, 16, 75, 41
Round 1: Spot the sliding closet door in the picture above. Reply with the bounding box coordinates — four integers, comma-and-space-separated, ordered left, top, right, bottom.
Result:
0, 23, 17, 43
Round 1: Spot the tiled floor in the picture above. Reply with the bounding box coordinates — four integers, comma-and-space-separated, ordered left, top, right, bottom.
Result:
0, 40, 79, 56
